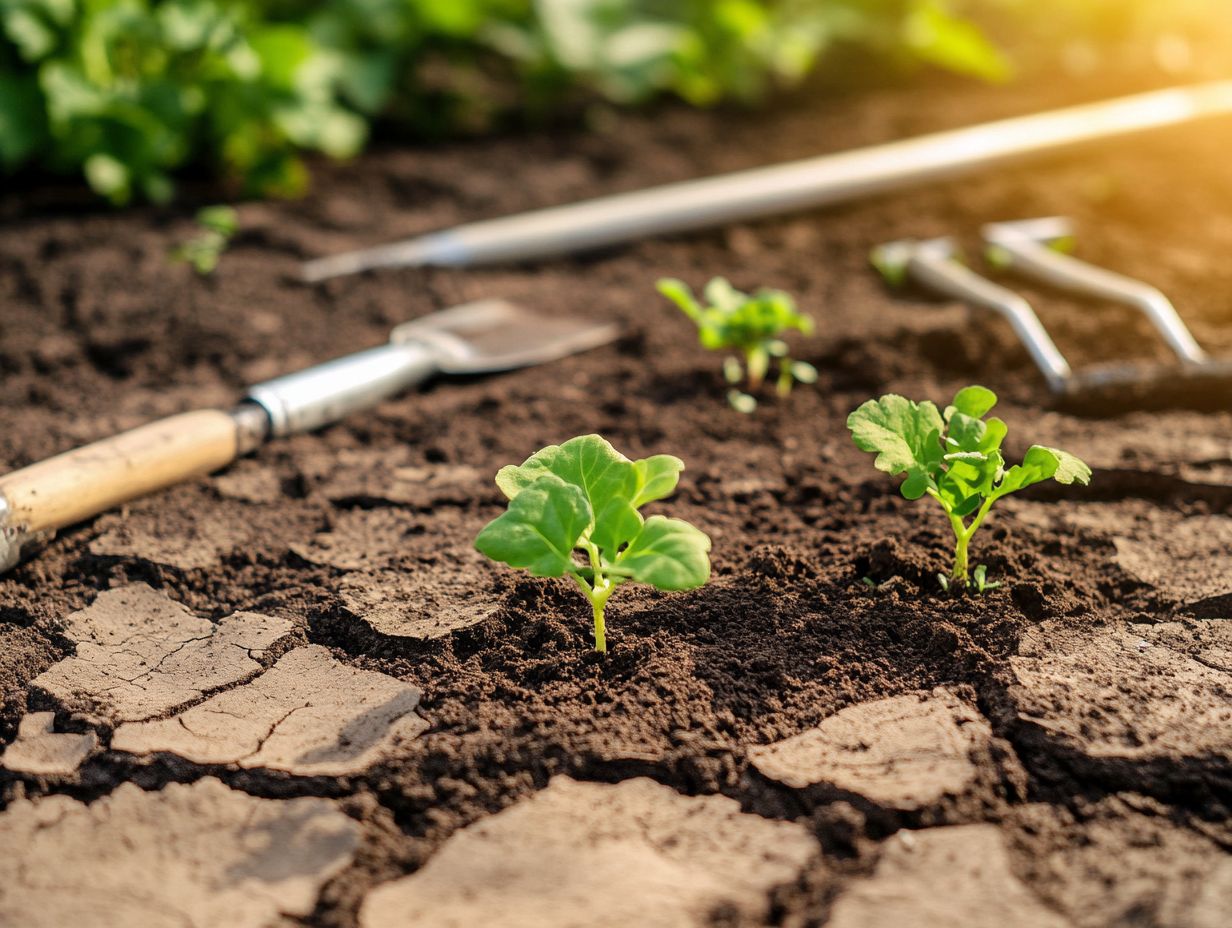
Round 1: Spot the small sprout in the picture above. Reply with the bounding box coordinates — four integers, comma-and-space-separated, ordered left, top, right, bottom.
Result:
870, 243, 911, 288
860, 576, 878, 590
173, 205, 238, 275
727, 390, 758, 414
657, 277, 815, 411
475, 434, 711, 653
848, 385, 1091, 588
972, 564, 1002, 593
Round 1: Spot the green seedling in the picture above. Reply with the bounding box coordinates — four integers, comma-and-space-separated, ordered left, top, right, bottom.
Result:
847, 385, 1091, 589
173, 206, 238, 275
475, 434, 711, 652
657, 277, 817, 412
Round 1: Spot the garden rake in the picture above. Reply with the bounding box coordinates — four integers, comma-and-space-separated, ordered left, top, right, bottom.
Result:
872, 219, 1232, 409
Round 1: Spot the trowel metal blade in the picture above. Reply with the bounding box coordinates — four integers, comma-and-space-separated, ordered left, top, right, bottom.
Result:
391, 299, 621, 374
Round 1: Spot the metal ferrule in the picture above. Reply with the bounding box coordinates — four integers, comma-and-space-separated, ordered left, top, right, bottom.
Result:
245, 341, 439, 439
229, 402, 273, 455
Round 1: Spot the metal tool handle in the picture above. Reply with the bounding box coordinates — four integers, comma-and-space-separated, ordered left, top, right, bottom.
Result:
246, 342, 438, 438
907, 245, 1073, 394
983, 222, 1208, 364
303, 81, 1232, 279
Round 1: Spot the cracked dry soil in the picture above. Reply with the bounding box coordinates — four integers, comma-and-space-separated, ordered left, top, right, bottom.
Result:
2, 65, 1232, 927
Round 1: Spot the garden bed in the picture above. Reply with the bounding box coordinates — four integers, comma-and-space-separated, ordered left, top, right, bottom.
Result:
2, 67, 1231, 927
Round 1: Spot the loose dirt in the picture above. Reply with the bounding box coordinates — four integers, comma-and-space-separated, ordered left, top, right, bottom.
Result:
1, 54, 1230, 928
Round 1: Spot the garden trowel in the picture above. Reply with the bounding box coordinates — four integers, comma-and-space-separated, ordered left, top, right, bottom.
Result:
0, 300, 618, 574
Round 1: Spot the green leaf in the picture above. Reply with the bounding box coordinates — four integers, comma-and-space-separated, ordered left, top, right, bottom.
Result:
903, 0, 1011, 83
617, 516, 711, 591
791, 361, 818, 384
846, 394, 943, 497
995, 445, 1091, 498
632, 455, 683, 508
0, 73, 46, 167
196, 205, 237, 237
496, 434, 636, 504
474, 474, 590, 578
728, 390, 757, 413
704, 276, 742, 312
591, 498, 643, 554
495, 434, 640, 553
84, 153, 131, 203
949, 385, 997, 419
657, 277, 701, 321
945, 411, 986, 452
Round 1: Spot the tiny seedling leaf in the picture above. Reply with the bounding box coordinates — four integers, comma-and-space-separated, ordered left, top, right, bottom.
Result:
632, 455, 684, 508
948, 384, 997, 419
846, 394, 944, 498
474, 474, 590, 577
616, 515, 711, 591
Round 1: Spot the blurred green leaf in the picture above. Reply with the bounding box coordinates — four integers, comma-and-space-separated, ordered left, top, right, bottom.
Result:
0, 0, 1013, 203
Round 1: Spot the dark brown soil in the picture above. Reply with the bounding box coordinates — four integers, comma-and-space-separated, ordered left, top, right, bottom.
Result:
3, 54, 1232, 927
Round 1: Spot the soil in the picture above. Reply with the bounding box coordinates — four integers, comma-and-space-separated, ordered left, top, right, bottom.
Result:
2, 49, 1232, 928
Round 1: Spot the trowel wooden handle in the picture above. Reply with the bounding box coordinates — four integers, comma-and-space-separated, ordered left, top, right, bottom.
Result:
0, 410, 239, 534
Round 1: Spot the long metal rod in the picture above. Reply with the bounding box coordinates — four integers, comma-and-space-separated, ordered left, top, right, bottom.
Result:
303, 81, 1232, 281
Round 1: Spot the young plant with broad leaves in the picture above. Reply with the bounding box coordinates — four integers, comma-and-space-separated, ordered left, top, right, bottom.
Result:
847, 386, 1091, 589
657, 277, 817, 412
475, 435, 711, 652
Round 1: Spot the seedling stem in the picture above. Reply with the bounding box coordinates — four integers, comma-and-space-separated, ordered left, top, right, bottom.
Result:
935, 492, 995, 583
572, 541, 619, 652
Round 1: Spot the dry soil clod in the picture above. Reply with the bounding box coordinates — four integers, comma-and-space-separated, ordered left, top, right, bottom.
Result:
0, 777, 359, 928
31, 583, 292, 723
0, 711, 98, 776
826, 825, 1071, 928
359, 776, 819, 928
111, 644, 428, 776
748, 688, 994, 813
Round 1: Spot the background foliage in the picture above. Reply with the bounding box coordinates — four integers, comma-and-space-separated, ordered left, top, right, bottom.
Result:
0, 0, 1200, 203
0, 0, 1013, 201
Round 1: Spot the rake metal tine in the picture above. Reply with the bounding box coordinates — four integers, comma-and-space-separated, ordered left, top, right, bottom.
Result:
872, 237, 1074, 394
982, 218, 1209, 365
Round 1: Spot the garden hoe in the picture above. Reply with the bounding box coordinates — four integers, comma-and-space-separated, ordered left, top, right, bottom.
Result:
0, 300, 618, 575
873, 221, 1232, 411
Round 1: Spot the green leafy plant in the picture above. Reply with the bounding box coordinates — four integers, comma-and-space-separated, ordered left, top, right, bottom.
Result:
475, 434, 711, 652
657, 277, 817, 412
0, 0, 1007, 202
847, 385, 1091, 589
172, 205, 237, 274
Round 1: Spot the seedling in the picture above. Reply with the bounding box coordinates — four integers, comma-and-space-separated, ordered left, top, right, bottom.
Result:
847, 386, 1091, 589
173, 206, 238, 275
657, 277, 817, 411
475, 434, 711, 652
